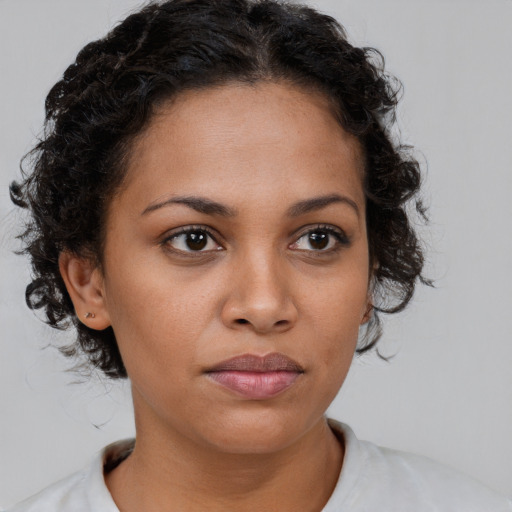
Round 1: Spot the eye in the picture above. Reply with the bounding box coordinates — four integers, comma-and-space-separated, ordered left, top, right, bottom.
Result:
290, 225, 349, 252
163, 227, 222, 254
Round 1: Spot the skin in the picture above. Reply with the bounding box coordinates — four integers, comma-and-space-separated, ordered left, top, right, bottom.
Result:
60, 81, 371, 511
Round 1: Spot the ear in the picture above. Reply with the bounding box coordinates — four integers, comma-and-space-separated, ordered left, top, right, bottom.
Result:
59, 251, 111, 330
361, 285, 374, 325
361, 265, 377, 325
360, 301, 373, 325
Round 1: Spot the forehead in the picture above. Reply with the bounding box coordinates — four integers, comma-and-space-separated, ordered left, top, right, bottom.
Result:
117, 81, 365, 210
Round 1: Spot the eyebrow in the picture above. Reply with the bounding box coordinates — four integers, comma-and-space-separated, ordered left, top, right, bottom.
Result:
142, 196, 237, 217
142, 193, 359, 217
286, 194, 360, 217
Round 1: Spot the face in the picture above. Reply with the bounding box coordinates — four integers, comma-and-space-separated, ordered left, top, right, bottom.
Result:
95, 82, 370, 454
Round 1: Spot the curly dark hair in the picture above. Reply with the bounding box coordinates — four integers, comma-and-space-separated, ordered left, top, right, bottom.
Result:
10, 0, 429, 379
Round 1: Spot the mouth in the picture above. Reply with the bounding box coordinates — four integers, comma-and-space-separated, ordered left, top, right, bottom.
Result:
205, 353, 304, 400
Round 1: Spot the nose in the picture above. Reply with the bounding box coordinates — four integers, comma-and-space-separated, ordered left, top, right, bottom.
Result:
220, 251, 299, 334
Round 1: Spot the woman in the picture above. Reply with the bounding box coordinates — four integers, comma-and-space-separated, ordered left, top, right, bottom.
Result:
6, 0, 511, 510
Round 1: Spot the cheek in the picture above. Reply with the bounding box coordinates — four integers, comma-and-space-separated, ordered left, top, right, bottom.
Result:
303, 267, 369, 327
301, 270, 368, 367
102, 264, 216, 367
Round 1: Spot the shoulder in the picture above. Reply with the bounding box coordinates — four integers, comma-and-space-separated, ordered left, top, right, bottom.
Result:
6, 470, 89, 512
5, 440, 133, 512
325, 420, 512, 512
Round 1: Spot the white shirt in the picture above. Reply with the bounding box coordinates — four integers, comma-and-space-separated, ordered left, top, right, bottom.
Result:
7, 421, 512, 511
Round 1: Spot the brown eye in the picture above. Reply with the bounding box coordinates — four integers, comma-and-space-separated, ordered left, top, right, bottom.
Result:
308, 231, 329, 250
291, 226, 349, 252
165, 228, 222, 253
185, 231, 208, 250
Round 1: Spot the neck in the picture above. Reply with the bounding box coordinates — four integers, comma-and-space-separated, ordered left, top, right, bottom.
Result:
106, 391, 343, 512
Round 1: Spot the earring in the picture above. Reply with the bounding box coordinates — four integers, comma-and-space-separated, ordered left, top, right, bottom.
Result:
85, 312, 96, 319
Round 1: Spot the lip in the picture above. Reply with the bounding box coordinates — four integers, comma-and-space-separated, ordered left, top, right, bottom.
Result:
205, 353, 304, 400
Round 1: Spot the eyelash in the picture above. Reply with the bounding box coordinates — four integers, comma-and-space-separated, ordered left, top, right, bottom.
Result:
161, 226, 222, 257
292, 224, 350, 254
161, 224, 350, 257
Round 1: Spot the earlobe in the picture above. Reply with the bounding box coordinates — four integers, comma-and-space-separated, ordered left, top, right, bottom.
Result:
58, 252, 111, 330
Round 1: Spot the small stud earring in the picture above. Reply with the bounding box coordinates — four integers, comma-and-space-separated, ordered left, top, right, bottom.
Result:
85, 312, 96, 319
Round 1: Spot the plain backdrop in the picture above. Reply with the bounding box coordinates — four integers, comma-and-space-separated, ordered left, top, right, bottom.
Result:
1, 0, 511, 507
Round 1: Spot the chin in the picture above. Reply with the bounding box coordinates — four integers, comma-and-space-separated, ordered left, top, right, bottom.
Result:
197, 408, 322, 455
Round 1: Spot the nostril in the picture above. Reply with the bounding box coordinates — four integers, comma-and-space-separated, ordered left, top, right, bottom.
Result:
236, 319, 249, 324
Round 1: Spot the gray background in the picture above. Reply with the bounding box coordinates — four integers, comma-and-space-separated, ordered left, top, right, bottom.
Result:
1, 0, 511, 507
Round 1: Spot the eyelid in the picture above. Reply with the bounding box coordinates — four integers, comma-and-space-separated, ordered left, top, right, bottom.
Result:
160, 225, 224, 254
290, 224, 350, 251
293, 223, 348, 239
159, 223, 349, 257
